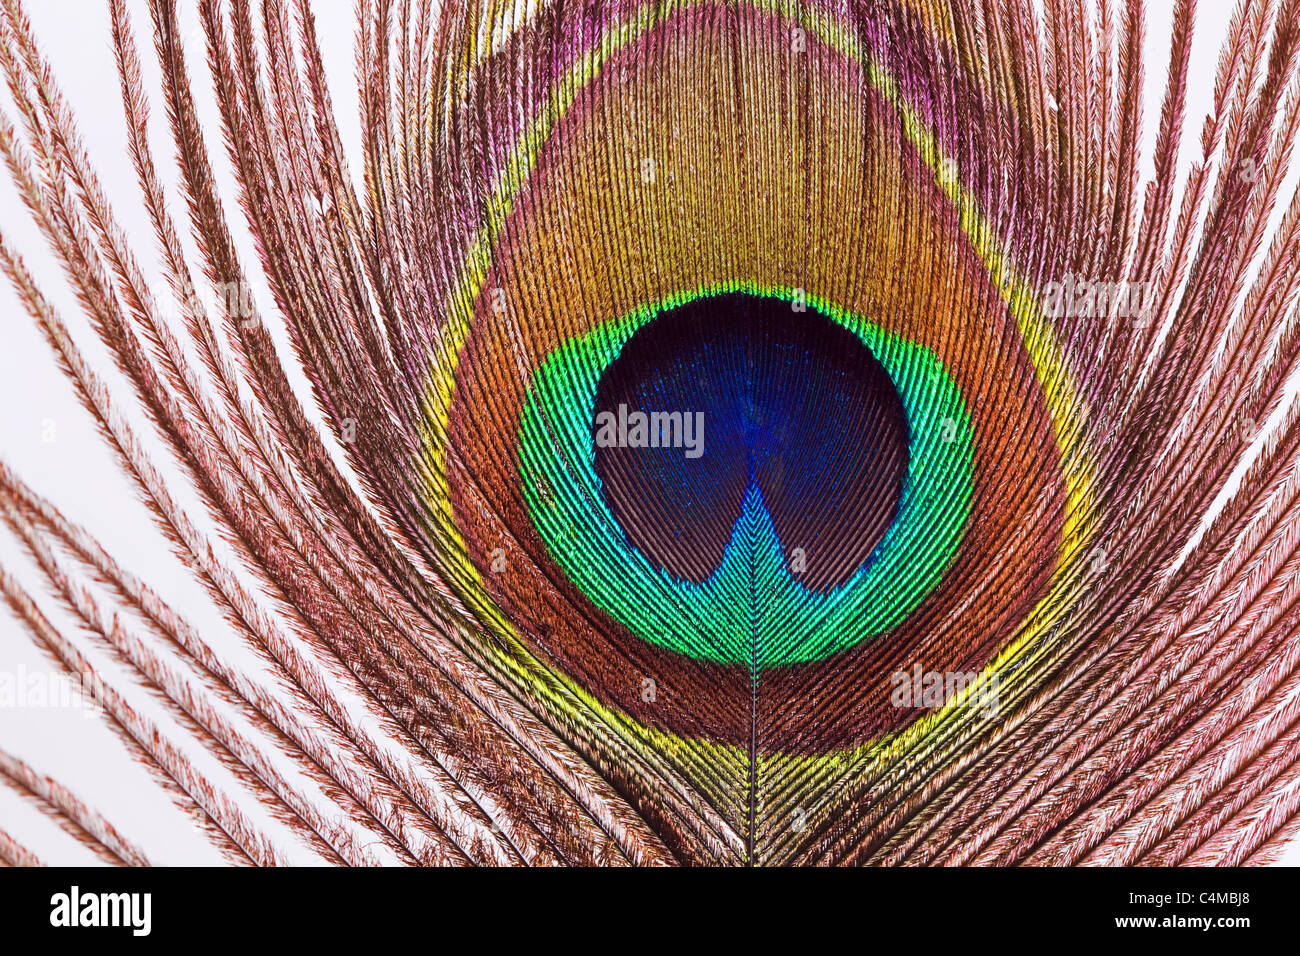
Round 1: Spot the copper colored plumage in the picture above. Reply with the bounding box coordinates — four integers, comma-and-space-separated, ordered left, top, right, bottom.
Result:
1, 0, 1300, 866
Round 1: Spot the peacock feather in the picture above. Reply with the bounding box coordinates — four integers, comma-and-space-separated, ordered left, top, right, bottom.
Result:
1, 0, 1300, 866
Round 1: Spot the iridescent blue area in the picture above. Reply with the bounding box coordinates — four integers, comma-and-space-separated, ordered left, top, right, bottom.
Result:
592, 293, 909, 590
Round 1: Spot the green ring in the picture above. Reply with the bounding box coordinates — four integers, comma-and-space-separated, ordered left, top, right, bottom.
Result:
518, 283, 973, 667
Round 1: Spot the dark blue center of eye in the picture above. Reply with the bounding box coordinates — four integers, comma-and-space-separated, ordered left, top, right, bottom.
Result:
592, 292, 909, 591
